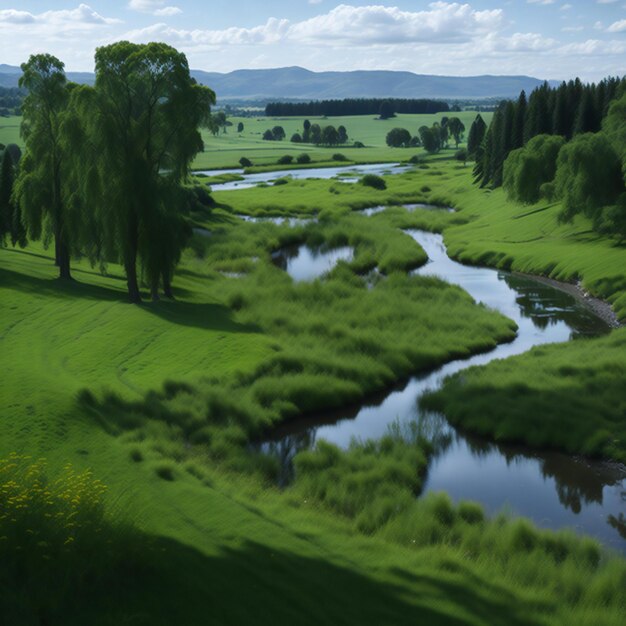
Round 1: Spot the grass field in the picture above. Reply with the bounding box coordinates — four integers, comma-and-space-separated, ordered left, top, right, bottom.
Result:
2, 125, 626, 623
0, 111, 492, 170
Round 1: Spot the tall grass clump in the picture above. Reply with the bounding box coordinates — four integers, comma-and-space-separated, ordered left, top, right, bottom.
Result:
0, 454, 143, 622
293, 435, 430, 533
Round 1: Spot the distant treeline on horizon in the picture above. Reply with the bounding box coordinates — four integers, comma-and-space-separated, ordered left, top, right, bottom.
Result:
265, 98, 450, 117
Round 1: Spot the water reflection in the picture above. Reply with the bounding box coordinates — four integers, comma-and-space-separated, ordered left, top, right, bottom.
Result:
260, 230, 625, 551
271, 244, 354, 282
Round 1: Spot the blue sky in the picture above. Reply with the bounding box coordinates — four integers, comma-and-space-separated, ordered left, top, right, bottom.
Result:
0, 1, 624, 80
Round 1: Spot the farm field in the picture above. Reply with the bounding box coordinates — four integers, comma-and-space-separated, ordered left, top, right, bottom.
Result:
0, 111, 492, 170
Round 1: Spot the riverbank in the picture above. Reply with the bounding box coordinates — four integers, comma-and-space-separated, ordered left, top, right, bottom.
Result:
515, 272, 622, 329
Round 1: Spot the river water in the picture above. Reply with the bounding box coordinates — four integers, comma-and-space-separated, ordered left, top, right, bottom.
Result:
199, 162, 411, 191
261, 229, 626, 552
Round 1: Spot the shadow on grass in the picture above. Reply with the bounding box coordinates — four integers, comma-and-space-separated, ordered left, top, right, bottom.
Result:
53, 538, 546, 626
0, 264, 259, 334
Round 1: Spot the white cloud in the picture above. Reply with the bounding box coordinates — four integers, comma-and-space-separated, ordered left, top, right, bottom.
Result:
527, 0, 556, 5
560, 4, 572, 10
562, 26, 584, 32
122, 3, 504, 48
128, 1, 182, 16
0, 4, 119, 27
0, 5, 120, 69
607, 19, 626, 31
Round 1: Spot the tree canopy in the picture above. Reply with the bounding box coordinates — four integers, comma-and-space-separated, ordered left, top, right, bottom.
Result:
14, 54, 74, 279
503, 134, 565, 204
385, 128, 411, 148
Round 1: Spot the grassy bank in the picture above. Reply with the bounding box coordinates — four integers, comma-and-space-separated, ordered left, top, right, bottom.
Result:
422, 329, 626, 462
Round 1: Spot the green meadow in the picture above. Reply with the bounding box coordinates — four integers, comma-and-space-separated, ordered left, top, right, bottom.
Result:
0, 110, 491, 170
2, 114, 626, 624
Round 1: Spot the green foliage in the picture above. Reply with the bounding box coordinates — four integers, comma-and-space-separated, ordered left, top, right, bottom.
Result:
603, 92, 626, 182
503, 134, 565, 204
272, 125, 286, 141
76, 41, 216, 302
475, 77, 626, 190
332, 153, 348, 162
418, 125, 440, 154
379, 100, 394, 120
239, 157, 252, 167
555, 133, 624, 227
447, 117, 466, 148
277, 155, 294, 165
14, 54, 73, 279
361, 174, 386, 190
386, 128, 411, 148
296, 153, 311, 164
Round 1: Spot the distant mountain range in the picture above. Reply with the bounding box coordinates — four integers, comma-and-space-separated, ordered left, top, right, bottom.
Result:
0, 64, 558, 101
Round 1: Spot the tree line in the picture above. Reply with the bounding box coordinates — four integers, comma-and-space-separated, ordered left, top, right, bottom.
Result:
262, 120, 350, 146
265, 98, 449, 117
472, 77, 625, 189
385, 116, 466, 152
0, 43, 215, 303
468, 76, 626, 239
0, 87, 24, 116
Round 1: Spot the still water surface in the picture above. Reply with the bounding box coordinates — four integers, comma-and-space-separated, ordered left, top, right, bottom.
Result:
263, 230, 626, 552
199, 163, 411, 191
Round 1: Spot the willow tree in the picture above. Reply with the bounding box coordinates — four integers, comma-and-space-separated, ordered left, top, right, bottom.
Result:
14, 55, 74, 278
85, 42, 215, 303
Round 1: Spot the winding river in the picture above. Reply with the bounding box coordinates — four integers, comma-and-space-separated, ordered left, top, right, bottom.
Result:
215, 163, 625, 552
261, 229, 626, 553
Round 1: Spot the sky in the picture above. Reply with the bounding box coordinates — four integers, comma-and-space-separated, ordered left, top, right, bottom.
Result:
0, 1, 624, 80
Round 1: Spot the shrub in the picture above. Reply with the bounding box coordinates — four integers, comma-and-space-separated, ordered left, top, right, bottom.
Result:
353, 141, 365, 148
408, 155, 423, 164
455, 148, 468, 163
361, 174, 386, 190
273, 177, 289, 186
277, 155, 293, 165
296, 153, 311, 164
129, 447, 144, 462
239, 157, 252, 167
155, 462, 175, 481
332, 153, 348, 162
291, 133, 302, 143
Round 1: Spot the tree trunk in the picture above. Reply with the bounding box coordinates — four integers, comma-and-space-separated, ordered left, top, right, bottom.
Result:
57, 241, 71, 280
125, 217, 142, 304
162, 271, 174, 300
54, 238, 60, 267
125, 253, 142, 304
150, 280, 160, 302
